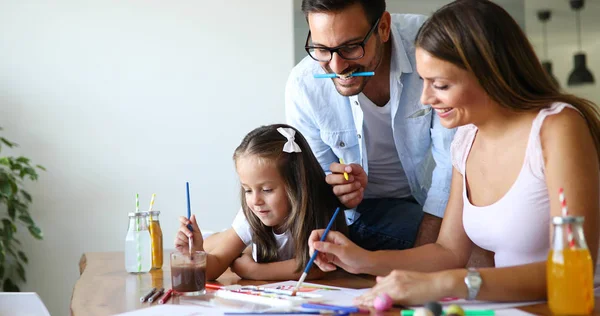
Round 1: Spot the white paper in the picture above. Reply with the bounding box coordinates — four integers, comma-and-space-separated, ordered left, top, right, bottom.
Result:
114, 282, 545, 316
0, 292, 51, 316
263, 281, 544, 311
114, 305, 223, 316
260, 280, 369, 307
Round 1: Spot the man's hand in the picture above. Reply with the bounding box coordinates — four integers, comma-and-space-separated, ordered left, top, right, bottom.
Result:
326, 162, 368, 209
413, 213, 442, 247
308, 229, 370, 274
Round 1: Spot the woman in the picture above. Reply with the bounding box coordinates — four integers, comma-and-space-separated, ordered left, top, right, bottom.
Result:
308, 0, 600, 304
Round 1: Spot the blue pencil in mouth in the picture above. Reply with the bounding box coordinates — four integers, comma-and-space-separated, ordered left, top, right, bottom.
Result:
313, 71, 375, 79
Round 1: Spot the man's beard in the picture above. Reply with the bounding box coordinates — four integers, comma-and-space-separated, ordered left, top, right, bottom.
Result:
327, 40, 384, 97
332, 74, 371, 96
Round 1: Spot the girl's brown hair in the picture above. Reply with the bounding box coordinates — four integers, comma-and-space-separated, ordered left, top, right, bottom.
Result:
233, 124, 347, 272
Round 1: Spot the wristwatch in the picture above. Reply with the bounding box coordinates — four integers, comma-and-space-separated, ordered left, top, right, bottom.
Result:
464, 268, 482, 301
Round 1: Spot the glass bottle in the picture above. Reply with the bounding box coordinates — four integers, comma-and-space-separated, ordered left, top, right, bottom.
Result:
148, 210, 163, 270
125, 212, 152, 273
547, 216, 594, 315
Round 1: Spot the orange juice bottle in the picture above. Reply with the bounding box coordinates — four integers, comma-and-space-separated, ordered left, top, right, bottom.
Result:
547, 216, 594, 315
148, 210, 163, 270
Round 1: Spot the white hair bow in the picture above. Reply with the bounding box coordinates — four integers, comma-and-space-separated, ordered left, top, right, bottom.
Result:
277, 127, 302, 153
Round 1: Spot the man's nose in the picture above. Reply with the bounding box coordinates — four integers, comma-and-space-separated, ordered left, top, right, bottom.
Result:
328, 52, 350, 74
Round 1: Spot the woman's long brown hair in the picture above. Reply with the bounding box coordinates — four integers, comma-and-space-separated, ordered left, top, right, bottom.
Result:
416, 0, 600, 162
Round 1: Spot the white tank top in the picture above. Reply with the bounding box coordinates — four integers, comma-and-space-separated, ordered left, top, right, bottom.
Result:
452, 102, 575, 267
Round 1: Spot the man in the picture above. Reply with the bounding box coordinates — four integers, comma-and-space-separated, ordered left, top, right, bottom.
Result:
285, 0, 455, 251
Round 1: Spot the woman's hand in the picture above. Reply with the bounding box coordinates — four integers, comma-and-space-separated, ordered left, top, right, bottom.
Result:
174, 215, 204, 253
354, 270, 452, 306
308, 229, 370, 274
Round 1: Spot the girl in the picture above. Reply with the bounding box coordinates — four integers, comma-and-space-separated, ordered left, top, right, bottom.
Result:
174, 124, 347, 281
308, 0, 600, 305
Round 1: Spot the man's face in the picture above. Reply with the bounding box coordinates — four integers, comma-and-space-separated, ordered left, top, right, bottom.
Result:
307, 5, 386, 96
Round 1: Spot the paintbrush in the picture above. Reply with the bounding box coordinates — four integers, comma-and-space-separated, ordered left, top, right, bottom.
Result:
291, 207, 341, 296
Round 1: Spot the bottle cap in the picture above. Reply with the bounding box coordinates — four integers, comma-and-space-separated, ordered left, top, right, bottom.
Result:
552, 216, 584, 225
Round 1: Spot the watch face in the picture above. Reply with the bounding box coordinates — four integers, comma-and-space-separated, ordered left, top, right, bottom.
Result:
467, 274, 482, 287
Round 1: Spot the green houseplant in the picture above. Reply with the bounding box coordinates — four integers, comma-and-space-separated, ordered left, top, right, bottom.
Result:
0, 127, 44, 291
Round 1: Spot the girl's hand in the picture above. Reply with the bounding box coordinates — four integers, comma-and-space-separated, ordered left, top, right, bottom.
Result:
174, 215, 204, 253
353, 270, 450, 306
230, 253, 259, 279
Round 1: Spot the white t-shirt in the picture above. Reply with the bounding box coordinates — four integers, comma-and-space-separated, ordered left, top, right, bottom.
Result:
359, 93, 412, 199
231, 208, 295, 262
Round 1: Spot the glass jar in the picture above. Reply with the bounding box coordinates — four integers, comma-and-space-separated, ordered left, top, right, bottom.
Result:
125, 212, 152, 273
547, 216, 594, 315
148, 210, 163, 270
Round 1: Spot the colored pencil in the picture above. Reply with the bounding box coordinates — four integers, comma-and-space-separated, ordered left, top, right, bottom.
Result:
339, 158, 349, 181
139, 287, 157, 302
158, 288, 173, 304
313, 72, 374, 79
147, 287, 164, 303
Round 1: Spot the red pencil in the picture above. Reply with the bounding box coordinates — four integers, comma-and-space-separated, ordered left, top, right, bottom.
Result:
206, 283, 224, 290
206, 283, 243, 291
158, 289, 173, 304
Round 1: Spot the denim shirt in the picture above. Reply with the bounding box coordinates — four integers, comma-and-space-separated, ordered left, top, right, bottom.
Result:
285, 14, 455, 223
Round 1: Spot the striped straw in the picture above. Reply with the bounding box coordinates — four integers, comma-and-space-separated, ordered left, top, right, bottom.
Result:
558, 188, 575, 249
147, 193, 156, 213
136, 193, 142, 273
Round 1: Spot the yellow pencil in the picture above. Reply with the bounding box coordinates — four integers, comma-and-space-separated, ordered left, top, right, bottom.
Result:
339, 158, 349, 181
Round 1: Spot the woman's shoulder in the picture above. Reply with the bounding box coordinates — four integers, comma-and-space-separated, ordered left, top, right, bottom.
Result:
451, 124, 477, 152
538, 102, 587, 138
537, 102, 592, 159
450, 124, 477, 174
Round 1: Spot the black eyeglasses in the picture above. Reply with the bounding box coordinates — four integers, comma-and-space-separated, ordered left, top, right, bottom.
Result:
305, 18, 380, 62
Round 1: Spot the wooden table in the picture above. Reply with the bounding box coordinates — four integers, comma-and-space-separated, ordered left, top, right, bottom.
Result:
71, 252, 600, 316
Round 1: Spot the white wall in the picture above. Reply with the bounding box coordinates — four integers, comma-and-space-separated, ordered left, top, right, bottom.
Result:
293, 0, 525, 64
0, 1, 294, 315
526, 0, 599, 103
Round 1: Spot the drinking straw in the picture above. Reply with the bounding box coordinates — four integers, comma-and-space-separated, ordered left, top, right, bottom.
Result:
147, 193, 156, 213
558, 188, 575, 249
136, 193, 142, 273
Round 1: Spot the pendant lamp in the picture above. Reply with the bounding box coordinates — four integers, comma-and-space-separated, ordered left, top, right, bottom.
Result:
537, 10, 559, 87
567, 0, 595, 86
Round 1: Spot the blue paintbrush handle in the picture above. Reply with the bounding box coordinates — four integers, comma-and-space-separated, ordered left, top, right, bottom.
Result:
186, 182, 192, 231
303, 207, 341, 274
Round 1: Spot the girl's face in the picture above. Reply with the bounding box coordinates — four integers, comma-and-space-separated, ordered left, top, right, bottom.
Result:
236, 155, 290, 233
416, 48, 493, 129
